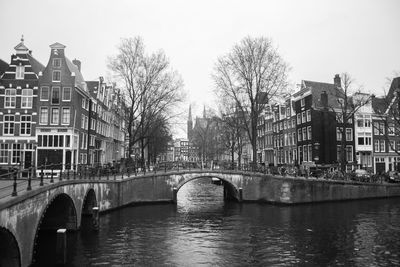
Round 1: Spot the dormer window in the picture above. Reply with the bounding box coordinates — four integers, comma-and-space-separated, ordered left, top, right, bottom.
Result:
52, 70, 61, 82
53, 58, 61, 68
16, 65, 24, 79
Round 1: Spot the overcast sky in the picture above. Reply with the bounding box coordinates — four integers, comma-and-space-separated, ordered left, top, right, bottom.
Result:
1, 0, 399, 134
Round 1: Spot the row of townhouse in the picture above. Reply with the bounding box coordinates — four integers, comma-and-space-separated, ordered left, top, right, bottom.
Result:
257, 74, 400, 174
0, 37, 126, 172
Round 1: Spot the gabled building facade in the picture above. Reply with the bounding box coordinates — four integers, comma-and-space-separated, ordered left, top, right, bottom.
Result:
37, 42, 91, 170
292, 75, 356, 170
0, 37, 44, 169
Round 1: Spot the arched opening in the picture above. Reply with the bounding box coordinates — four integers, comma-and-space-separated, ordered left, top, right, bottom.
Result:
31, 193, 77, 266
81, 189, 98, 231
0, 227, 21, 267
82, 189, 97, 216
176, 176, 240, 204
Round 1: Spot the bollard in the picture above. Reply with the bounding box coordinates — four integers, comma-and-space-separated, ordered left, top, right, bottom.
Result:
172, 187, 178, 203
56, 229, 67, 265
27, 168, 32, 191
92, 207, 99, 231
40, 169, 44, 186
50, 167, 54, 183
11, 171, 18, 197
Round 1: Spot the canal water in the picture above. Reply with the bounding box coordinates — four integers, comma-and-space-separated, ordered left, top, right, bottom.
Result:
37, 178, 400, 266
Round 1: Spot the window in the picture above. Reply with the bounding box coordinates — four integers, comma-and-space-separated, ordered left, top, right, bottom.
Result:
366, 137, 371, 146
40, 107, 48, 124
389, 140, 395, 152
298, 146, 303, 163
358, 137, 364, 145
302, 112, 306, 124
62, 107, 70, 124
293, 132, 296, 145
308, 144, 313, 162
379, 122, 385, 135
357, 119, 363, 127
337, 145, 341, 162
301, 98, 305, 107
51, 108, 59, 124
53, 58, 61, 67
3, 115, 14, 135
302, 127, 307, 141
62, 87, 71, 101
374, 140, 379, 152
373, 122, 379, 135
5, 89, 16, 108
380, 140, 385, 152
365, 119, 371, 127
297, 113, 301, 125
15, 65, 24, 79
298, 129, 302, 142
52, 70, 61, 81
346, 128, 353, 141
306, 110, 311, 122
12, 144, 21, 164
303, 145, 308, 162
21, 89, 33, 108
337, 127, 342, 141
51, 87, 60, 104
40, 86, 49, 100
82, 99, 86, 108
20, 115, 31, 135
346, 146, 353, 162
0, 144, 9, 163
388, 123, 395, 135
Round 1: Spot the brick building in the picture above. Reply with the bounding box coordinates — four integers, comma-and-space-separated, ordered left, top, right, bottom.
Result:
0, 37, 44, 170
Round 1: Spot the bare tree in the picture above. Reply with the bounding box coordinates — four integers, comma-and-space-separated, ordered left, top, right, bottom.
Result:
219, 102, 246, 168
108, 37, 184, 163
213, 36, 290, 165
333, 73, 371, 172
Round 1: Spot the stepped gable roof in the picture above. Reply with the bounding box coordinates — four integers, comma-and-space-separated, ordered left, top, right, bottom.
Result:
26, 53, 44, 74
303, 80, 345, 109
65, 57, 87, 92
0, 58, 8, 76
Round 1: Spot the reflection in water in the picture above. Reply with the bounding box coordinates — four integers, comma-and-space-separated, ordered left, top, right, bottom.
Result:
35, 178, 400, 266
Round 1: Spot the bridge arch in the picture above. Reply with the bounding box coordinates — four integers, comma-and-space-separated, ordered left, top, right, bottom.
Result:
82, 188, 97, 216
0, 226, 21, 267
31, 193, 78, 265
175, 173, 241, 202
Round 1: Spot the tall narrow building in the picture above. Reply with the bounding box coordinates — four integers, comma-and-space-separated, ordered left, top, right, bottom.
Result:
37, 42, 91, 171
0, 36, 44, 170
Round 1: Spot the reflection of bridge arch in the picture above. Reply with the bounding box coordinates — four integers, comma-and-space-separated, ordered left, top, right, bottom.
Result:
0, 226, 21, 267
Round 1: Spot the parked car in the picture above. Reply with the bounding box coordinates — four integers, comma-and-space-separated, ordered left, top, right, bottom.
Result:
388, 171, 400, 183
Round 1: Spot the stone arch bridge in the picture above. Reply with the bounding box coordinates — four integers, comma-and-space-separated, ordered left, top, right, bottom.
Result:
1, 170, 399, 266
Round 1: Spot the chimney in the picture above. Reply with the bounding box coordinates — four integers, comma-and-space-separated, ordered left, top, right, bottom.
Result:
321, 91, 328, 108
334, 74, 341, 88
72, 59, 81, 72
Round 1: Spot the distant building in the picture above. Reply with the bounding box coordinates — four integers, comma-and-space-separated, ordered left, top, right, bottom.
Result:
0, 37, 44, 169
